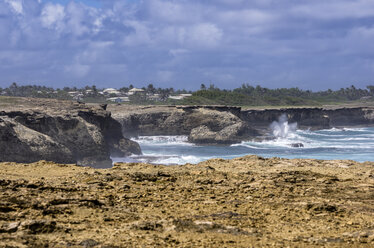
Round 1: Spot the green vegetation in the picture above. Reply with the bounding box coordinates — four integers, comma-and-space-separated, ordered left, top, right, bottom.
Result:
1, 82, 373, 107
180, 84, 374, 106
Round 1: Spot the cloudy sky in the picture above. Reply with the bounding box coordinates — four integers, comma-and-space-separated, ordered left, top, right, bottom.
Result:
0, 0, 373, 90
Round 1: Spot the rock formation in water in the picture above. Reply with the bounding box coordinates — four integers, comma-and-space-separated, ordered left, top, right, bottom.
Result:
188, 122, 258, 145
111, 105, 256, 145
0, 98, 141, 167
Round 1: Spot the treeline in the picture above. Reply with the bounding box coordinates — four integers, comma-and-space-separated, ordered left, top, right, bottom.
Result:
1, 82, 374, 106
0, 83, 189, 99
0, 83, 72, 99
180, 84, 374, 106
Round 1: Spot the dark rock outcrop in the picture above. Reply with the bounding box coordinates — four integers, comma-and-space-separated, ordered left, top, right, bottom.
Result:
241, 107, 374, 130
113, 106, 244, 138
111, 105, 258, 145
189, 123, 258, 145
241, 108, 331, 130
290, 143, 304, 148
0, 98, 141, 167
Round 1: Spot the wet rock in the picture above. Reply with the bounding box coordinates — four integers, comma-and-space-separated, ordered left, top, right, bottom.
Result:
290, 143, 304, 148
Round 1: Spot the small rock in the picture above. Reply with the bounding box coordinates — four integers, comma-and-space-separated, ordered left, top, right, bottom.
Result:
0, 221, 20, 233
100, 104, 108, 110
79, 239, 99, 247
290, 143, 304, 148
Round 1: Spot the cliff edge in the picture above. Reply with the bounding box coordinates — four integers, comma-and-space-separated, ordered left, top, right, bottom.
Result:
0, 97, 141, 167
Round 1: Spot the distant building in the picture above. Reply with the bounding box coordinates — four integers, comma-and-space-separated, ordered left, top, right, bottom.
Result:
103, 88, 121, 95
128, 88, 145, 95
180, 94, 192, 98
168, 94, 192, 100
73, 93, 84, 100
147, 94, 161, 101
68, 91, 79, 96
107, 97, 130, 103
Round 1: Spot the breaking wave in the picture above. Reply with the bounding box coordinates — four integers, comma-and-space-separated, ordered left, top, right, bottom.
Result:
112, 125, 374, 165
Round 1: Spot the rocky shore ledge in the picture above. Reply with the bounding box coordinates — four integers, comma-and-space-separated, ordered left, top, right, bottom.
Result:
0, 98, 141, 167
1, 156, 374, 247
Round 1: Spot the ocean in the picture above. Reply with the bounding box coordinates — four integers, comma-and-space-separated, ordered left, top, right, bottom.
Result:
112, 125, 374, 165
112, 115, 374, 165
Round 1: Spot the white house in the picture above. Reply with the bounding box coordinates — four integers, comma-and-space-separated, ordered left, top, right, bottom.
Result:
106, 97, 130, 103
128, 88, 145, 95
168, 94, 192, 100
103, 88, 121, 95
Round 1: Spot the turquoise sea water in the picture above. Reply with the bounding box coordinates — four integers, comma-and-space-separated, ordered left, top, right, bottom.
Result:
112, 126, 374, 165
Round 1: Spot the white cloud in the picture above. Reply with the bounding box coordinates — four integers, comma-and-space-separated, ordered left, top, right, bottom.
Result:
292, 0, 374, 20
157, 70, 174, 82
65, 2, 91, 36
41, 3, 65, 31
0, 0, 373, 89
186, 23, 223, 48
5, 0, 23, 15
122, 20, 153, 46
64, 63, 90, 78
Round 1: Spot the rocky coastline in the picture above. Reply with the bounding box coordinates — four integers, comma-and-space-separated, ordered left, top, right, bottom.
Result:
109, 104, 374, 145
1, 156, 374, 247
0, 98, 141, 167
1, 97, 374, 165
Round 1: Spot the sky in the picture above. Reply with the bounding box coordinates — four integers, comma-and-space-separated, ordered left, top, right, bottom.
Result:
0, 0, 373, 90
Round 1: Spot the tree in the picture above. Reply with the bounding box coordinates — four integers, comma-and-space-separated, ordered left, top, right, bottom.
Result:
367, 85, 374, 96
159, 89, 170, 101
209, 84, 216, 91
92, 85, 98, 95
9, 82, 18, 96
129, 84, 134, 89
200, 84, 206, 90
147, 84, 156, 94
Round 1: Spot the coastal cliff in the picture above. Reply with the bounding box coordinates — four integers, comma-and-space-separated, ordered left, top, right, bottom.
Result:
110, 105, 258, 144
241, 106, 374, 130
109, 105, 374, 144
1, 156, 374, 247
0, 98, 141, 167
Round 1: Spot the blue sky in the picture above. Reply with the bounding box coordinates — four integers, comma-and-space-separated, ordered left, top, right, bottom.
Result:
0, 0, 373, 90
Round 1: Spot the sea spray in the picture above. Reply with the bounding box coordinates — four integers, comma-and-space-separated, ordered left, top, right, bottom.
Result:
113, 127, 374, 164
270, 114, 297, 138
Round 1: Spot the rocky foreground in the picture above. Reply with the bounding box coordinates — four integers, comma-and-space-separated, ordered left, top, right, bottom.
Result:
1, 156, 374, 247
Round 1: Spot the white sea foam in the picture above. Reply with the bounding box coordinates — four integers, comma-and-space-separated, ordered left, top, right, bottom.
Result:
116, 125, 374, 165
270, 114, 298, 138
132, 135, 191, 146
153, 155, 203, 165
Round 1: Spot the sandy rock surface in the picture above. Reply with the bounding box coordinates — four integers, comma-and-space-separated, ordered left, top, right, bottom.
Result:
1, 156, 374, 247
